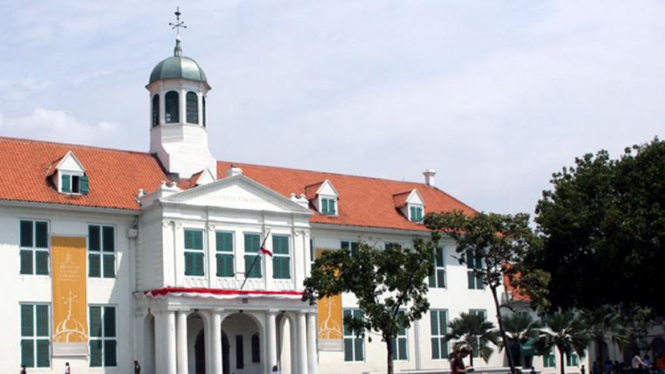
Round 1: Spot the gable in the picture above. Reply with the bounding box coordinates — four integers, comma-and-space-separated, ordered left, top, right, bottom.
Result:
406, 189, 425, 206
56, 151, 85, 173
317, 180, 338, 197
164, 175, 313, 215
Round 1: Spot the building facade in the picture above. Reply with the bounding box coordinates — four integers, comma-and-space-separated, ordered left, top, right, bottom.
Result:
0, 34, 584, 374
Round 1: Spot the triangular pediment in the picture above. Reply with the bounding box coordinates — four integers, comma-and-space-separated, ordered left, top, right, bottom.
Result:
56, 151, 85, 173
163, 174, 313, 215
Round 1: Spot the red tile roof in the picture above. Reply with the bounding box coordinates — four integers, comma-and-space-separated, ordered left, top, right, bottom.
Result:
392, 191, 412, 208
0, 136, 476, 231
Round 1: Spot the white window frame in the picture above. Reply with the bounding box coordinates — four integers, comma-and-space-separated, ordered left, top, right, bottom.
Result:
319, 196, 338, 216
430, 246, 446, 288
408, 204, 424, 223
184, 228, 206, 277
58, 171, 84, 194
431, 309, 448, 360
20, 303, 51, 369
88, 224, 116, 279
343, 309, 365, 363
89, 305, 117, 368
272, 234, 291, 280
19, 220, 50, 276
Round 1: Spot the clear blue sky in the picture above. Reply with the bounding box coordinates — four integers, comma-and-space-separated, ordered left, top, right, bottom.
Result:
1, 1, 663, 215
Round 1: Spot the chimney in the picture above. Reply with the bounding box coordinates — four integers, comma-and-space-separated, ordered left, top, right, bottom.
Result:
227, 164, 243, 177
423, 169, 436, 187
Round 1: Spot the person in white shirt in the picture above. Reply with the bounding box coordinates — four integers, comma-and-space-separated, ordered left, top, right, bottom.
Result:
64, 362, 70, 374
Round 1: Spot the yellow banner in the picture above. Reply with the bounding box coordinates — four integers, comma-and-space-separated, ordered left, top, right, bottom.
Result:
316, 249, 343, 350
51, 236, 88, 351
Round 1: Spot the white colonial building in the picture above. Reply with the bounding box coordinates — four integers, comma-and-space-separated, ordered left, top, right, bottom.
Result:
0, 30, 585, 374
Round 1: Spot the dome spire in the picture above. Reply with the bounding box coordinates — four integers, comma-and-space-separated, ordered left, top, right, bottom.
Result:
168, 6, 187, 57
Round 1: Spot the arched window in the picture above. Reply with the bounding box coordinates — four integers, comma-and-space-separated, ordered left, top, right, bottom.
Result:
251, 333, 260, 363
165, 91, 179, 123
186, 91, 199, 124
202, 96, 206, 128
151, 94, 160, 127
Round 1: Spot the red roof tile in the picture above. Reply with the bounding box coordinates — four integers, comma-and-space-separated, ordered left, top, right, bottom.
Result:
0, 137, 477, 230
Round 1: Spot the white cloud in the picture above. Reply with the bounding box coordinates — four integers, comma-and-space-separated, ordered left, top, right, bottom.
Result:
0, 109, 121, 147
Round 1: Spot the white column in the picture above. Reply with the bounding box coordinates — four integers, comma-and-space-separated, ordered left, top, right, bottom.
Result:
297, 312, 309, 374
307, 312, 318, 374
177, 311, 189, 374
155, 310, 177, 374
266, 310, 278, 373
211, 311, 223, 374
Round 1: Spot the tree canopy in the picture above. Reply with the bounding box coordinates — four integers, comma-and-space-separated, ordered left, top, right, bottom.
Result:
302, 240, 435, 374
530, 138, 665, 313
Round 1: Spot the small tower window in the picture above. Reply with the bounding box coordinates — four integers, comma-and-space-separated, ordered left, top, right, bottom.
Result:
165, 91, 179, 123
202, 96, 206, 127
186, 91, 199, 124
152, 94, 160, 127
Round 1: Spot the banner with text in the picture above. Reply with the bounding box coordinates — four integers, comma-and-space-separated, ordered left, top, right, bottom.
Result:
51, 236, 88, 356
316, 249, 343, 351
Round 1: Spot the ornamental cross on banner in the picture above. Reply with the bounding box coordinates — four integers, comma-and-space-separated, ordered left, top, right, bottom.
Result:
169, 7, 187, 37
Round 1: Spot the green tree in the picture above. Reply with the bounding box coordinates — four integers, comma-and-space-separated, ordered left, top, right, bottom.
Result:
537, 311, 591, 374
446, 312, 500, 366
501, 312, 541, 367
582, 306, 628, 364
303, 240, 435, 374
531, 138, 665, 313
425, 211, 540, 374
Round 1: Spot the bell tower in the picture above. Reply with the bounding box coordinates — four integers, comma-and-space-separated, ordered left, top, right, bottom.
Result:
146, 8, 216, 180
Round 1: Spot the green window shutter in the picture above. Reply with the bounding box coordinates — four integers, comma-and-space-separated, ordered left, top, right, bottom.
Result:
185, 230, 203, 250
195, 253, 205, 276
61, 174, 71, 192
217, 254, 234, 277
102, 226, 114, 253
186, 91, 199, 124
331, 199, 336, 214
89, 307, 102, 338
217, 232, 233, 252
244, 255, 261, 278
165, 91, 179, 123
344, 338, 353, 361
185, 253, 194, 276
152, 94, 160, 127
21, 305, 34, 337
20, 220, 33, 248
20, 250, 33, 275
36, 339, 50, 367
245, 234, 260, 253
89, 253, 101, 278
354, 338, 363, 361
36, 305, 49, 337
90, 340, 103, 367
104, 340, 117, 366
35, 251, 49, 275
102, 254, 115, 278
80, 175, 89, 195
273, 236, 289, 255
437, 269, 445, 288
35, 222, 48, 248
104, 307, 116, 337
432, 337, 440, 359
21, 340, 34, 368
89, 226, 101, 252
430, 311, 439, 335
322, 199, 329, 214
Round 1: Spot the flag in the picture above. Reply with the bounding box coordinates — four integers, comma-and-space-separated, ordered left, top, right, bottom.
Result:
260, 246, 273, 257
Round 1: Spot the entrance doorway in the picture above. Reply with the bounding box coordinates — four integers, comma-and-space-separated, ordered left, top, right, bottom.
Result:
195, 331, 205, 374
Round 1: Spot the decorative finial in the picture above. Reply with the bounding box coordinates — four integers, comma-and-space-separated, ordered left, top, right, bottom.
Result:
169, 7, 187, 56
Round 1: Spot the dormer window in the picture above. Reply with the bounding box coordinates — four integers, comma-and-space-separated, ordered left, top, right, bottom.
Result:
321, 197, 337, 215
47, 151, 89, 195
409, 205, 424, 222
305, 179, 340, 217
393, 189, 425, 223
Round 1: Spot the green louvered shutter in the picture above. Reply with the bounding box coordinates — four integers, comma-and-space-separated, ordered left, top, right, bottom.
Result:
61, 174, 71, 192
90, 340, 103, 367
105, 340, 117, 366
35, 251, 49, 275
21, 305, 34, 337
89, 253, 101, 277
21, 340, 34, 368
90, 307, 102, 338
80, 175, 89, 195
184, 252, 194, 275
104, 307, 116, 337
36, 339, 50, 367
102, 254, 115, 278
36, 305, 49, 337
20, 250, 33, 275
244, 234, 261, 278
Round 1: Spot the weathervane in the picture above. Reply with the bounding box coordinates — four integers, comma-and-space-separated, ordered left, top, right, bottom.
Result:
169, 7, 187, 37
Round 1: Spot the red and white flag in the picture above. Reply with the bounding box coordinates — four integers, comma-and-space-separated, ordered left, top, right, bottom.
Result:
260, 246, 273, 257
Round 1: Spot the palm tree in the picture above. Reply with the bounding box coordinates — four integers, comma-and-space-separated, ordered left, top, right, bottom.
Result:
538, 311, 591, 374
446, 312, 500, 366
582, 306, 628, 364
501, 312, 541, 367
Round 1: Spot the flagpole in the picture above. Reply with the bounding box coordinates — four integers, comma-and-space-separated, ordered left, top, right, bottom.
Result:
240, 229, 271, 290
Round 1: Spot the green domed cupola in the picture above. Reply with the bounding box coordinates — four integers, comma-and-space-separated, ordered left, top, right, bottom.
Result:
149, 37, 210, 88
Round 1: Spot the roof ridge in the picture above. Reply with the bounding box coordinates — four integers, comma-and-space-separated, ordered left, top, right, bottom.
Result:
0, 136, 153, 156
218, 160, 431, 186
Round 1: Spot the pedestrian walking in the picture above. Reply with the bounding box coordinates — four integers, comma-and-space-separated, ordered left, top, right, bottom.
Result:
134, 360, 141, 374
64, 362, 71, 374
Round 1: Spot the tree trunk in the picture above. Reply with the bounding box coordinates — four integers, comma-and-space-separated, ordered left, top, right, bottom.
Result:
386, 336, 394, 374
469, 347, 474, 367
559, 347, 566, 374
597, 337, 605, 366
491, 285, 517, 374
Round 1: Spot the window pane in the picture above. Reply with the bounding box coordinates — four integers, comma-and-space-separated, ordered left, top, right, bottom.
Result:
90, 307, 102, 338
104, 307, 116, 338
476, 273, 484, 289
20, 250, 33, 275
244, 255, 261, 278
467, 271, 475, 289
152, 94, 160, 127
103, 254, 115, 278
89, 226, 101, 252
35, 222, 48, 248
344, 339, 353, 362
90, 339, 103, 367
245, 234, 260, 253
436, 248, 444, 267
354, 338, 363, 361
20, 221, 33, 248
399, 339, 407, 360
89, 253, 101, 278
102, 226, 114, 253
430, 311, 438, 334
36, 305, 49, 337
432, 337, 440, 359
21, 305, 34, 337
21, 339, 34, 368
36, 339, 50, 367
217, 232, 233, 252
35, 251, 49, 275
186, 92, 199, 124
437, 269, 445, 288
440, 338, 447, 358
429, 273, 436, 288
105, 340, 117, 367
165, 91, 179, 123
439, 312, 447, 335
